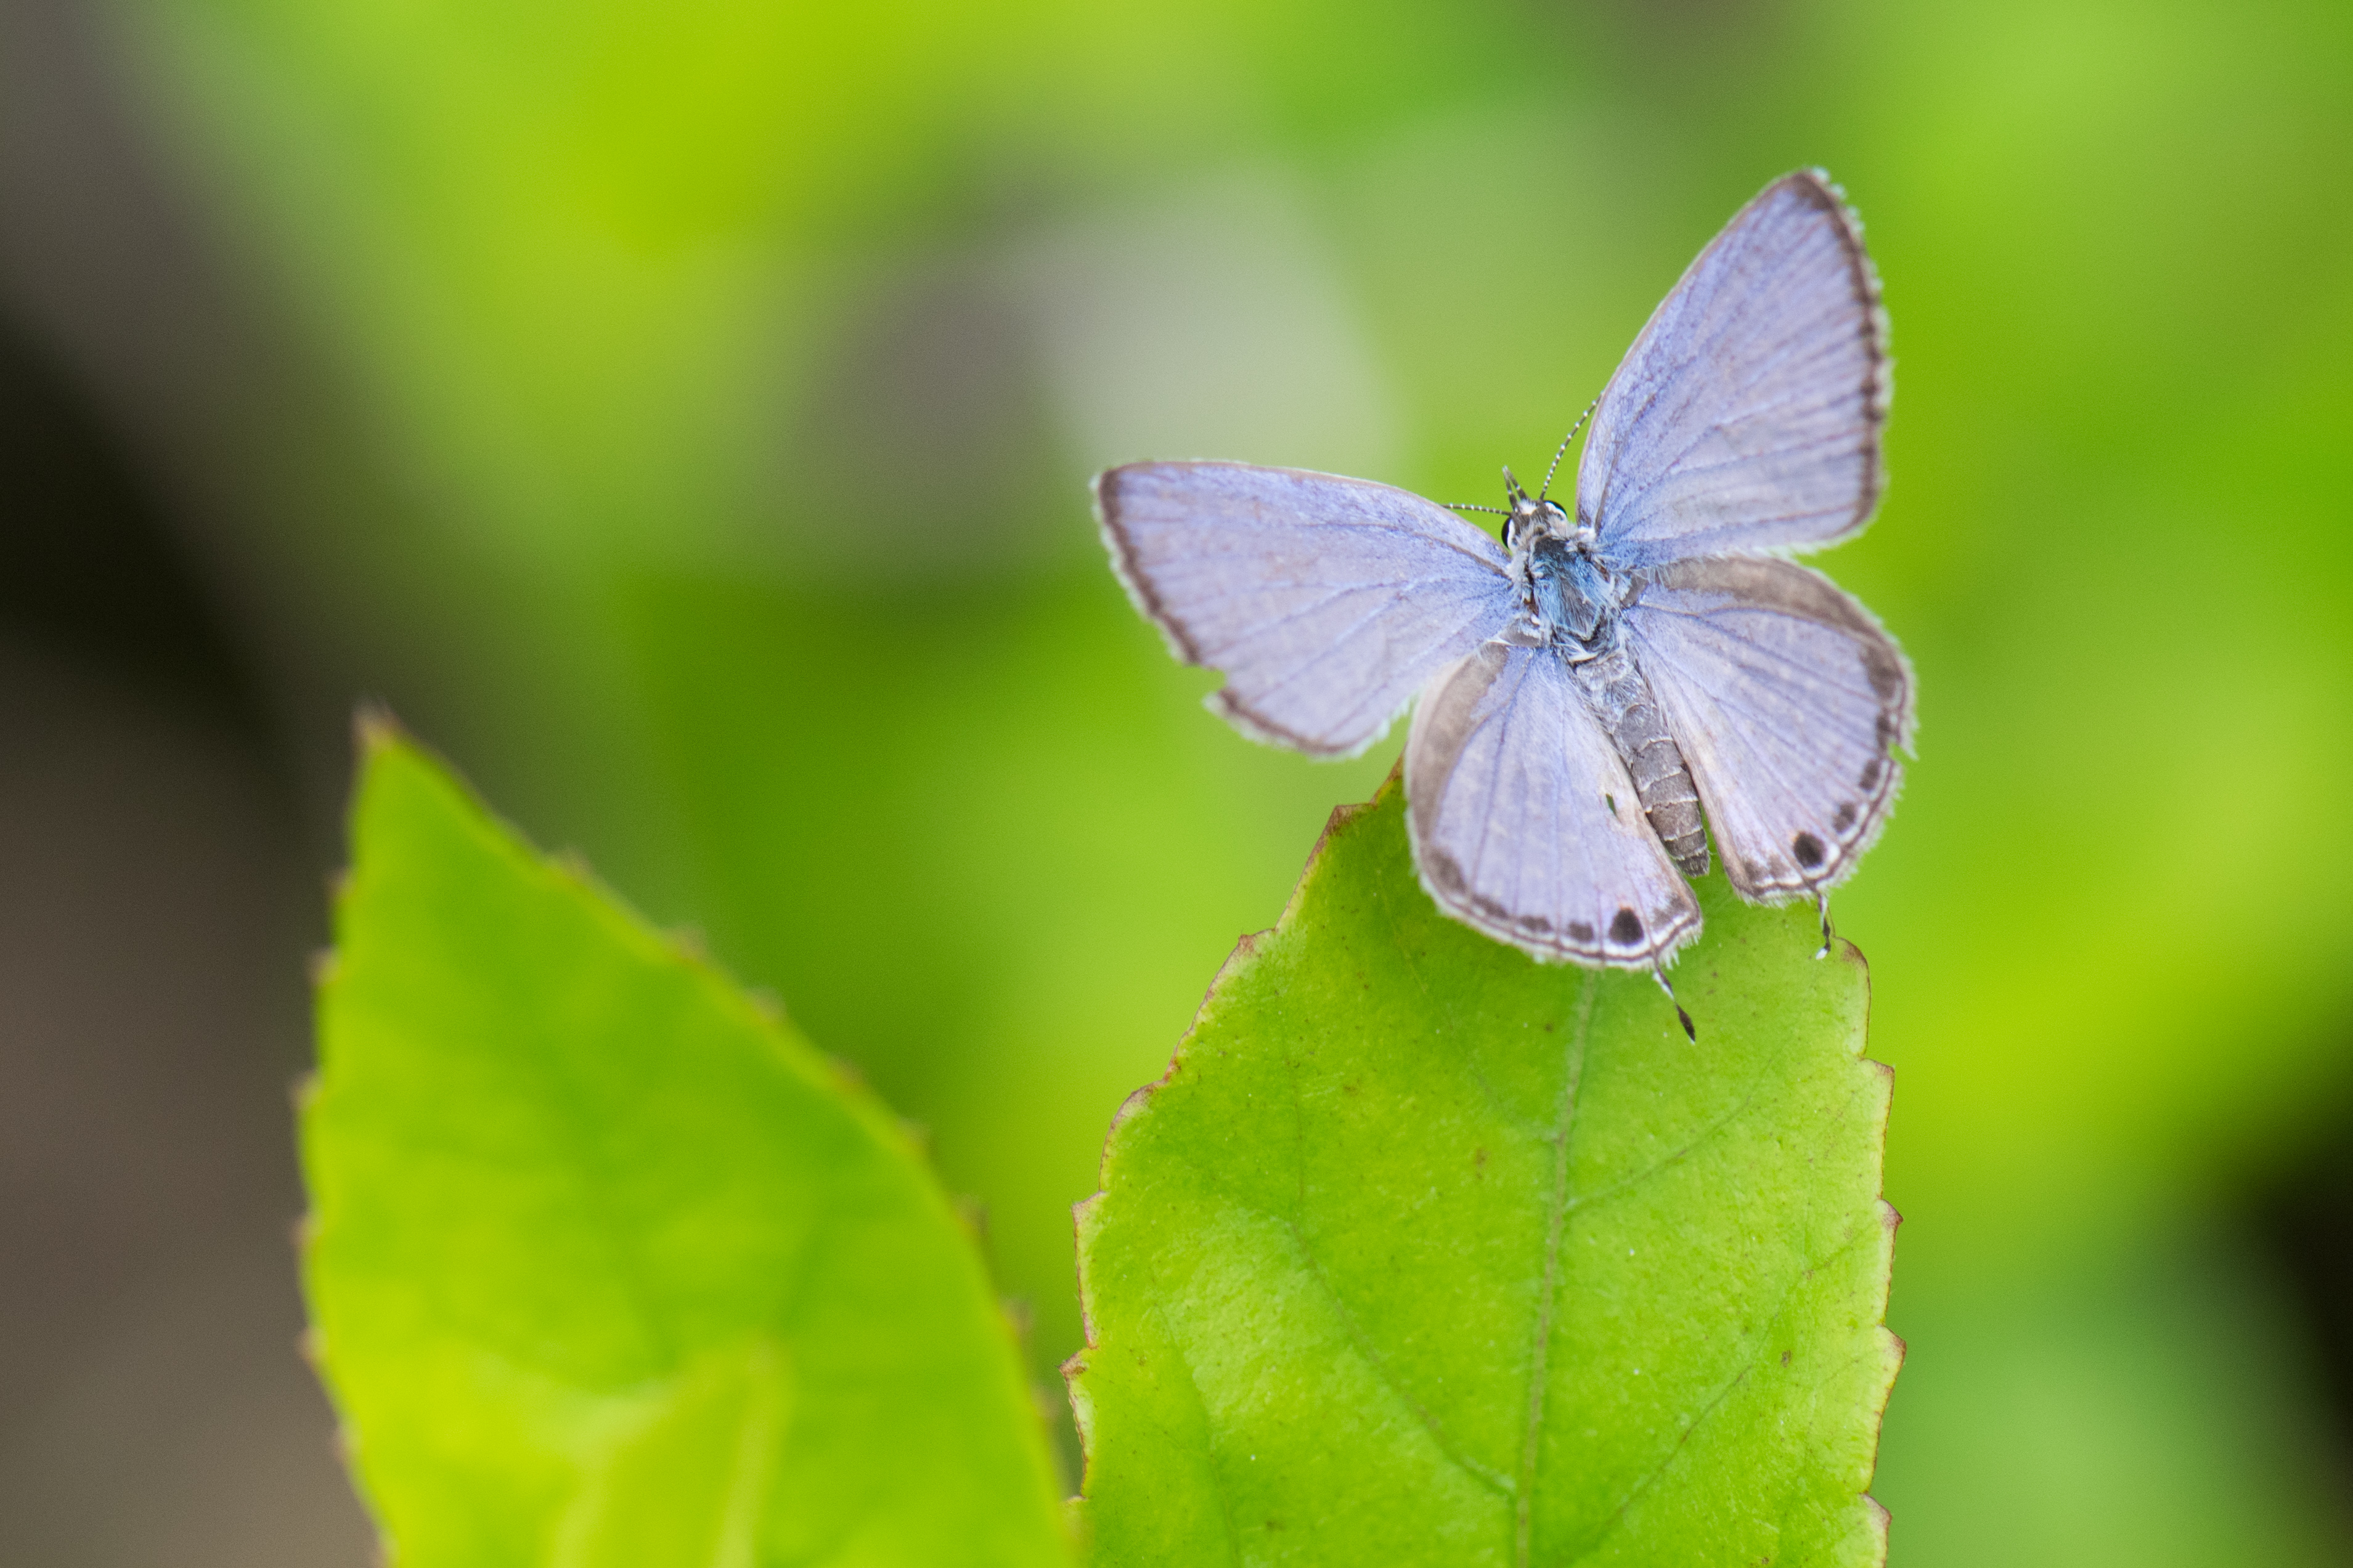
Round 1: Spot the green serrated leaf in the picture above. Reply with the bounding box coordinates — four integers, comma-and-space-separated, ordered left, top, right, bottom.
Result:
1068, 770, 1898, 1566
302, 722, 1072, 1567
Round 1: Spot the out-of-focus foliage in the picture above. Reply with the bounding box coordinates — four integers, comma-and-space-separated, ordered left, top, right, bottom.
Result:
304, 726, 1069, 1566
112, 0, 2353, 1559
1072, 776, 1897, 1564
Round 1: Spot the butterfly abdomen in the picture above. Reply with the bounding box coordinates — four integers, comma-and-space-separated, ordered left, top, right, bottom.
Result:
1575, 645, 1710, 880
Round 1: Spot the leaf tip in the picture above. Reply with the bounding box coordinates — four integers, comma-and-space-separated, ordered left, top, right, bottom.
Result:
351, 701, 407, 760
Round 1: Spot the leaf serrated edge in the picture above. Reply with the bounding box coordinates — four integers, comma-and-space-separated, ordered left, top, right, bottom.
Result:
1062, 776, 1402, 1501
1064, 771, 1903, 1558
308, 707, 1077, 1548
330, 709, 923, 1152
1848, 938, 1902, 1567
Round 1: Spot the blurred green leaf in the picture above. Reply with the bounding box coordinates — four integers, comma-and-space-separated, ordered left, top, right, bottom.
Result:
301, 722, 1071, 1567
1067, 773, 1899, 1564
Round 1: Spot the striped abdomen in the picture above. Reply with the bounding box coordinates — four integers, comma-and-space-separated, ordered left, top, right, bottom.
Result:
1573, 643, 1709, 878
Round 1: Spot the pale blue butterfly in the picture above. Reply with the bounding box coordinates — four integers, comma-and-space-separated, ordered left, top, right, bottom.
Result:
1094, 170, 1915, 1035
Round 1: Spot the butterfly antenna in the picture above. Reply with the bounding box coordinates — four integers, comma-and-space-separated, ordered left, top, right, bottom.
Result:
1443, 502, 1511, 517
1652, 964, 1697, 1042
1538, 398, 1600, 503
1814, 892, 1835, 960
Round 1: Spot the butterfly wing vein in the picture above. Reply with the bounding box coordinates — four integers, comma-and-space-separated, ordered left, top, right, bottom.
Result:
1096, 462, 1517, 758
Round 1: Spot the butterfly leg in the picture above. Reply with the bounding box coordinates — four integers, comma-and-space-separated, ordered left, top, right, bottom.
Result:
1814, 892, 1834, 959
1651, 964, 1697, 1042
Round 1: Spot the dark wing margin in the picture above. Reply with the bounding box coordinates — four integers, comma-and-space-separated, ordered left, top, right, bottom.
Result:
1577, 169, 1891, 567
1624, 556, 1915, 903
1096, 461, 1519, 758
1404, 644, 1702, 969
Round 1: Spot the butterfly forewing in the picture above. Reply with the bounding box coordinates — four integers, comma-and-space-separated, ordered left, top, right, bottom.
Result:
1405, 644, 1702, 968
1623, 556, 1914, 902
1576, 170, 1889, 569
1096, 462, 1519, 758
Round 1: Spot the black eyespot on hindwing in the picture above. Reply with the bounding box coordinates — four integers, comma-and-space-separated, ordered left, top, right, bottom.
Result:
1792, 832, 1826, 869
1832, 802, 1858, 832
1859, 757, 1883, 790
1568, 920, 1594, 943
1609, 907, 1644, 945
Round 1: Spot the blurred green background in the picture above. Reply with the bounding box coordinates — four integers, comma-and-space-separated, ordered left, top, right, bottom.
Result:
1, 0, 2349, 1561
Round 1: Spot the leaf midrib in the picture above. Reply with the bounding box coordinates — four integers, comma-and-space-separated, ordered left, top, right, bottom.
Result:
1514, 978, 1597, 1567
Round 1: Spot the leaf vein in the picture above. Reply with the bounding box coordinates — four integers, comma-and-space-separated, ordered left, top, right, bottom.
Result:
1562, 1078, 1766, 1219
1560, 1213, 1887, 1561
1280, 1217, 1517, 1499
1514, 978, 1597, 1566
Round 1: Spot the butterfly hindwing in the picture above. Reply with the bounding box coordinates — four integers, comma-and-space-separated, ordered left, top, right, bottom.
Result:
1576, 169, 1889, 569
1096, 462, 1519, 758
1404, 643, 1702, 968
1622, 556, 1914, 903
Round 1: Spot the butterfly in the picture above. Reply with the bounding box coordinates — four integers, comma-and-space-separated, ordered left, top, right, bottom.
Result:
1093, 169, 1914, 1036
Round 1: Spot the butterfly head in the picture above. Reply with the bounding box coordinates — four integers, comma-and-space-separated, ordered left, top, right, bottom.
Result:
1501, 466, 1589, 552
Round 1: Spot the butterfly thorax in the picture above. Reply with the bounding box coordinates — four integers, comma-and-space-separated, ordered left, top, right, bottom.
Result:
1503, 489, 1621, 652
1523, 536, 1619, 649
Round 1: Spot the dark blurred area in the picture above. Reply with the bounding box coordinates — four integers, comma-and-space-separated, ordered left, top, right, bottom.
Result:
0, 316, 369, 1553
1, 0, 2351, 1562
0, 325, 247, 721
2254, 1086, 2353, 1486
